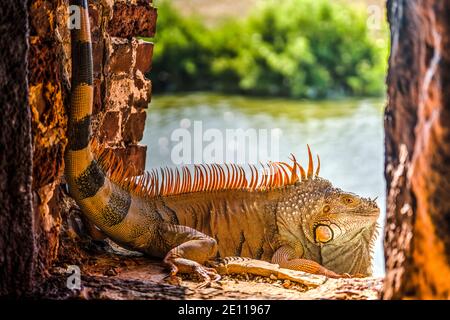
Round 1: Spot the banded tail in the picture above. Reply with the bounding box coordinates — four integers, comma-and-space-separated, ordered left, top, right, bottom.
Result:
65, 0, 131, 232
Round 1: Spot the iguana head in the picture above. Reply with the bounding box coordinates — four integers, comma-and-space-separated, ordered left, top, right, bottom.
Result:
304, 185, 380, 246
276, 178, 380, 276
274, 146, 380, 276
312, 183, 380, 276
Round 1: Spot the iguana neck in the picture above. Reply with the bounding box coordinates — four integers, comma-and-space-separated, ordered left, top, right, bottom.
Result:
321, 223, 378, 275
275, 179, 332, 254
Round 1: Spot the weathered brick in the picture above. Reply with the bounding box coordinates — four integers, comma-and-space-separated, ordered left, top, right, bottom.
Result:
93, 78, 103, 115
133, 71, 152, 108
92, 40, 104, 77
108, 1, 157, 38
123, 111, 147, 143
111, 144, 147, 176
107, 38, 133, 75
105, 78, 135, 111
135, 40, 153, 73
88, 4, 101, 34
99, 111, 120, 143
29, 0, 53, 38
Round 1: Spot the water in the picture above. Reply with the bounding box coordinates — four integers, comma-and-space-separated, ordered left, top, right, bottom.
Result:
143, 93, 386, 276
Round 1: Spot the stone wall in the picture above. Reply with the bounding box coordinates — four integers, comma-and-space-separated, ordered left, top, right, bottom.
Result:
383, 0, 450, 299
28, 0, 156, 282
0, 0, 34, 297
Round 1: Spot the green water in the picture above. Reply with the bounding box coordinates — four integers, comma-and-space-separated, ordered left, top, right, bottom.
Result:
143, 93, 386, 276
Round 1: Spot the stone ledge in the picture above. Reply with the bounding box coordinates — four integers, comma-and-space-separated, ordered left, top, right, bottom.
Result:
46, 251, 383, 300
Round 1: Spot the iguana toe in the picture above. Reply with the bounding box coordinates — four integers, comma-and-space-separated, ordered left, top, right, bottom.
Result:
194, 265, 221, 289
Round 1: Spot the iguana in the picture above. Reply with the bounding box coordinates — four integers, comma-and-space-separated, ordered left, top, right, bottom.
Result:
66, 0, 380, 287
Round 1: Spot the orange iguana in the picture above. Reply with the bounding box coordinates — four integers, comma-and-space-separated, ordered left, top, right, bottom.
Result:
66, 0, 380, 287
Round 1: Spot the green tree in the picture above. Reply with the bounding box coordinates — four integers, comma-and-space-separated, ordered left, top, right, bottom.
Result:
148, 0, 388, 98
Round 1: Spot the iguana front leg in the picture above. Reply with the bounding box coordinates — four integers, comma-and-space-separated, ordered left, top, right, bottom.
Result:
162, 224, 220, 287
271, 245, 349, 278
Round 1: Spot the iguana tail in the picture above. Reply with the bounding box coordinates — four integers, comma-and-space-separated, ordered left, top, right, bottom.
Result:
65, 0, 131, 231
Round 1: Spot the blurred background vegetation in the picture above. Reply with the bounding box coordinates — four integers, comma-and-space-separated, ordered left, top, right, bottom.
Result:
146, 0, 388, 99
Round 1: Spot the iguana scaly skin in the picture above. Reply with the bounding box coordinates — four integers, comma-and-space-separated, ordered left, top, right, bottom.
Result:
66, 0, 380, 286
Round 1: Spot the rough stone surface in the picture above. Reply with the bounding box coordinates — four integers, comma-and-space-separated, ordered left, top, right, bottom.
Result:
28, 0, 70, 284
99, 111, 121, 142
93, 78, 104, 114
111, 144, 147, 176
108, 38, 134, 75
0, 0, 35, 297
108, 0, 157, 38
383, 0, 450, 299
42, 249, 383, 300
123, 110, 147, 143
135, 40, 153, 73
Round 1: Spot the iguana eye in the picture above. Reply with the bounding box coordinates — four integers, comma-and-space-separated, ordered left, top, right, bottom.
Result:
323, 205, 330, 213
342, 196, 357, 205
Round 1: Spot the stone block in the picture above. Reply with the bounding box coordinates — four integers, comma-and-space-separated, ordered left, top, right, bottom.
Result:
111, 144, 147, 175
135, 40, 153, 73
108, 1, 157, 38
133, 71, 152, 108
88, 3, 101, 34
99, 111, 120, 143
107, 38, 133, 76
92, 39, 104, 77
105, 77, 134, 111
123, 110, 147, 143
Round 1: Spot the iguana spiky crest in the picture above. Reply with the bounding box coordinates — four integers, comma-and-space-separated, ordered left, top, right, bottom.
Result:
92, 140, 323, 199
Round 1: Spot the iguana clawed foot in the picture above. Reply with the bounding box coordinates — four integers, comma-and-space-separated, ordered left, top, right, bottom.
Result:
193, 265, 221, 289
164, 257, 221, 288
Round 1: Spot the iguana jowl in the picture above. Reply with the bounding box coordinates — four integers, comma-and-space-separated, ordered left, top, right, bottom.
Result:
66, 0, 380, 285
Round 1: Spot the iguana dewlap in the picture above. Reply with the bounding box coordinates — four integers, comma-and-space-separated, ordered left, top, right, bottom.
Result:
65, 0, 380, 285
